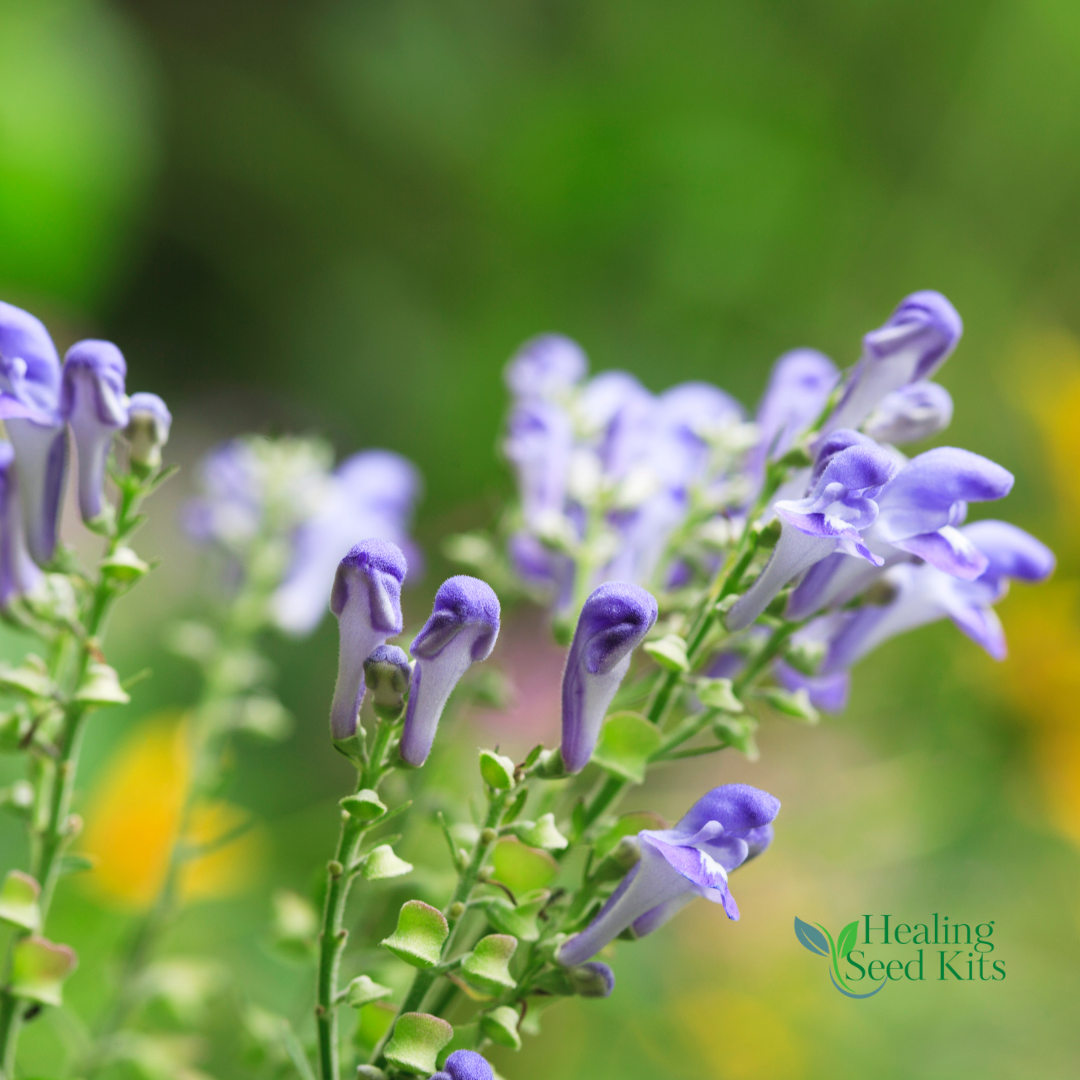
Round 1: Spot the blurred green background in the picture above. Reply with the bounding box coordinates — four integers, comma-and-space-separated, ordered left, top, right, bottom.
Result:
3, 1, 1080, 1077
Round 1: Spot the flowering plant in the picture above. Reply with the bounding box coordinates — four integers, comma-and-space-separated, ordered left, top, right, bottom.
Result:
0, 291, 1053, 1080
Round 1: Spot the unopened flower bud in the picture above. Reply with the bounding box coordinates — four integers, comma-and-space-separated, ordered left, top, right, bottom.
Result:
569, 961, 616, 998
363, 644, 411, 721
124, 392, 172, 475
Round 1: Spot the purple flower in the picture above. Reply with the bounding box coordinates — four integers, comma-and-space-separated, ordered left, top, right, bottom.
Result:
787, 446, 1014, 619
579, 370, 655, 480
124, 392, 172, 472
822, 520, 1054, 673
61, 341, 129, 523
503, 399, 574, 529
823, 291, 962, 436
568, 960, 616, 998
726, 436, 900, 631
329, 540, 407, 741
0, 302, 68, 565
505, 334, 587, 400
560, 582, 658, 773
750, 349, 838, 477
272, 450, 421, 635
556, 784, 780, 966
400, 576, 501, 766
431, 1050, 494, 1080
507, 531, 575, 608
0, 443, 42, 607
774, 660, 849, 713
862, 381, 953, 445
652, 381, 744, 487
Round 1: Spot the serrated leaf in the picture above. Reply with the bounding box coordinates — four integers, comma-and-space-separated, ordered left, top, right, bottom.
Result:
794, 917, 829, 957
837, 920, 859, 959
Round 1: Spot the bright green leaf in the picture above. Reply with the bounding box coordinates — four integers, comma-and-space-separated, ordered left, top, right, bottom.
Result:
591, 711, 662, 784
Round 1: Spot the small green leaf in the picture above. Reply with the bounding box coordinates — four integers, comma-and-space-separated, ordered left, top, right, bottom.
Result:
643, 634, 689, 672
480, 1005, 521, 1050
384, 1013, 453, 1075
695, 677, 744, 713
515, 813, 568, 851
73, 662, 130, 706
341, 789, 387, 822
0, 870, 41, 931
479, 749, 516, 791
0, 663, 56, 699
345, 974, 394, 1009
58, 854, 96, 877
711, 714, 760, 760
837, 920, 859, 959
490, 839, 558, 893
10, 936, 77, 1007
474, 890, 550, 942
591, 711, 662, 784
100, 546, 150, 582
381, 901, 449, 969
362, 845, 414, 881
460, 934, 518, 994
761, 688, 819, 724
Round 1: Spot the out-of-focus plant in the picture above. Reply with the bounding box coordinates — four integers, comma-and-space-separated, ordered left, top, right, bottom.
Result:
0, 301, 172, 1076
83, 436, 421, 1076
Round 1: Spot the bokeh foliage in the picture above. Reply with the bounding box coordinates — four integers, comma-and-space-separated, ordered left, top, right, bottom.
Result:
2, 1, 1080, 1077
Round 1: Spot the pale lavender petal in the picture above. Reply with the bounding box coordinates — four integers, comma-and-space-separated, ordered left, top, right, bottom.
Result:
61, 340, 129, 522
5, 418, 68, 567
329, 540, 407, 740
0, 442, 43, 606
753, 349, 839, 470
892, 525, 988, 580
505, 334, 587, 399
560, 582, 658, 772
580, 370, 655, 479
863, 381, 953, 444
503, 399, 574, 527
676, 784, 781, 836
401, 576, 501, 766
961, 520, 1055, 588
824, 291, 962, 434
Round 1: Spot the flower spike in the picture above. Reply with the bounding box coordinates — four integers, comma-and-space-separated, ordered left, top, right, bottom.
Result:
328, 540, 408, 740
400, 576, 501, 766
556, 784, 780, 966
561, 582, 659, 773
61, 340, 129, 524
823, 291, 962, 435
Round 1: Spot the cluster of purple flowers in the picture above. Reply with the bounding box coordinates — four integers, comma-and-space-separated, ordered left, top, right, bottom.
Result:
502, 291, 1055, 712
0, 301, 171, 603
184, 436, 421, 635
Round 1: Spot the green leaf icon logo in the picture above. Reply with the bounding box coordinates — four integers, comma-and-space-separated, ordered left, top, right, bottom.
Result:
837, 920, 858, 959
794, 917, 829, 956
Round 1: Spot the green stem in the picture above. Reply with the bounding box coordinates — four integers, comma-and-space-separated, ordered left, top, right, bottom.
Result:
316, 719, 398, 1080
375, 790, 509, 1067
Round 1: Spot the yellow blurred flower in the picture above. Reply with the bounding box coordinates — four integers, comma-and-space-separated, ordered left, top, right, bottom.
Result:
997, 329, 1080, 845
671, 990, 805, 1080
80, 714, 264, 908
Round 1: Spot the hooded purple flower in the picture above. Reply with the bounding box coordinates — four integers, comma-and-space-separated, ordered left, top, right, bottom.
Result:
726, 436, 900, 631
505, 334, 587, 400
556, 784, 780, 966
430, 1050, 494, 1080
61, 340, 129, 523
400, 576, 501, 766
272, 450, 421, 635
328, 540, 407, 741
774, 661, 849, 713
822, 520, 1054, 673
0, 302, 68, 565
750, 349, 838, 478
503, 398, 574, 529
863, 381, 953, 445
787, 446, 1014, 620
823, 291, 962, 436
0, 443, 42, 607
561, 582, 658, 773
124, 392, 172, 472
